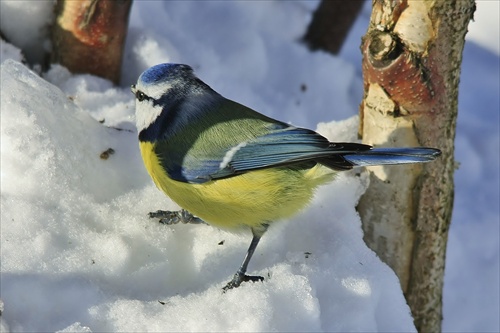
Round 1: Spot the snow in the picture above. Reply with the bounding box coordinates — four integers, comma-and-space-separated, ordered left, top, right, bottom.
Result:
0, 0, 53, 65
1, 1, 498, 332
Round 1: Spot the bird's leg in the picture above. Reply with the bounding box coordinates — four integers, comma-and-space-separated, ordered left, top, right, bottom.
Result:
148, 209, 206, 225
222, 225, 268, 292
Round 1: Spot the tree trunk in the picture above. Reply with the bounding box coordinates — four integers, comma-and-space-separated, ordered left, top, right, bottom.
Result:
303, 0, 365, 54
51, 0, 132, 84
357, 1, 475, 331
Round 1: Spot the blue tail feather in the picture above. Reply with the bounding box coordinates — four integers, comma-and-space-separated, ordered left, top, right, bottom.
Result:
342, 147, 441, 167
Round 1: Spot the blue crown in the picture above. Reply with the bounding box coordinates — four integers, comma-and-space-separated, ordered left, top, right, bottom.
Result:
140, 63, 194, 85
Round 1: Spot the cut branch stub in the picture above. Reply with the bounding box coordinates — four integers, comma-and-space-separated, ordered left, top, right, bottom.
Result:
51, 0, 132, 84
362, 30, 439, 115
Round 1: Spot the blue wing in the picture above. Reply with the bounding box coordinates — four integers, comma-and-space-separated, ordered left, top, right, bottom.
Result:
176, 126, 374, 183
169, 126, 330, 183
208, 127, 367, 178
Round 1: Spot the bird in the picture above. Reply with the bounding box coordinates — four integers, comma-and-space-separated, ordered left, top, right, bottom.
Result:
131, 63, 441, 291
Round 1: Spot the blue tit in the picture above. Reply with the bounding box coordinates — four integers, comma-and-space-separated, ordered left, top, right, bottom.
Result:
131, 63, 441, 291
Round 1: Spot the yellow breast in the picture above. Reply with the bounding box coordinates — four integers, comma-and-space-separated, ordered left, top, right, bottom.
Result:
139, 141, 335, 230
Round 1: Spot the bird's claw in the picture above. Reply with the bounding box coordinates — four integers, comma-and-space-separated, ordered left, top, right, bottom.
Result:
222, 272, 264, 292
148, 209, 205, 225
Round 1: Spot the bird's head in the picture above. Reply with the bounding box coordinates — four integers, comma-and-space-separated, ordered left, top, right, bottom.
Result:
131, 63, 215, 135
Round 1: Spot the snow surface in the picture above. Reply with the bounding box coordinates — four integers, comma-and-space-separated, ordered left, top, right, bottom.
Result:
0, 0, 53, 65
1, 1, 498, 332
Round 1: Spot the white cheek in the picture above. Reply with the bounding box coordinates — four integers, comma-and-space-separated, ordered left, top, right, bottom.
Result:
135, 100, 163, 132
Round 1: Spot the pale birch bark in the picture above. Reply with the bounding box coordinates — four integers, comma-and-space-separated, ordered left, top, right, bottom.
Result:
357, 1, 475, 331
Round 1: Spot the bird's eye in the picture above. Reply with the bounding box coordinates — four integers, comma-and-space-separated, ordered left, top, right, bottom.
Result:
135, 90, 147, 102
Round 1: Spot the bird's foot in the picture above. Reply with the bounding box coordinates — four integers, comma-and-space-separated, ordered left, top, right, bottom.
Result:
148, 209, 206, 225
222, 271, 264, 292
